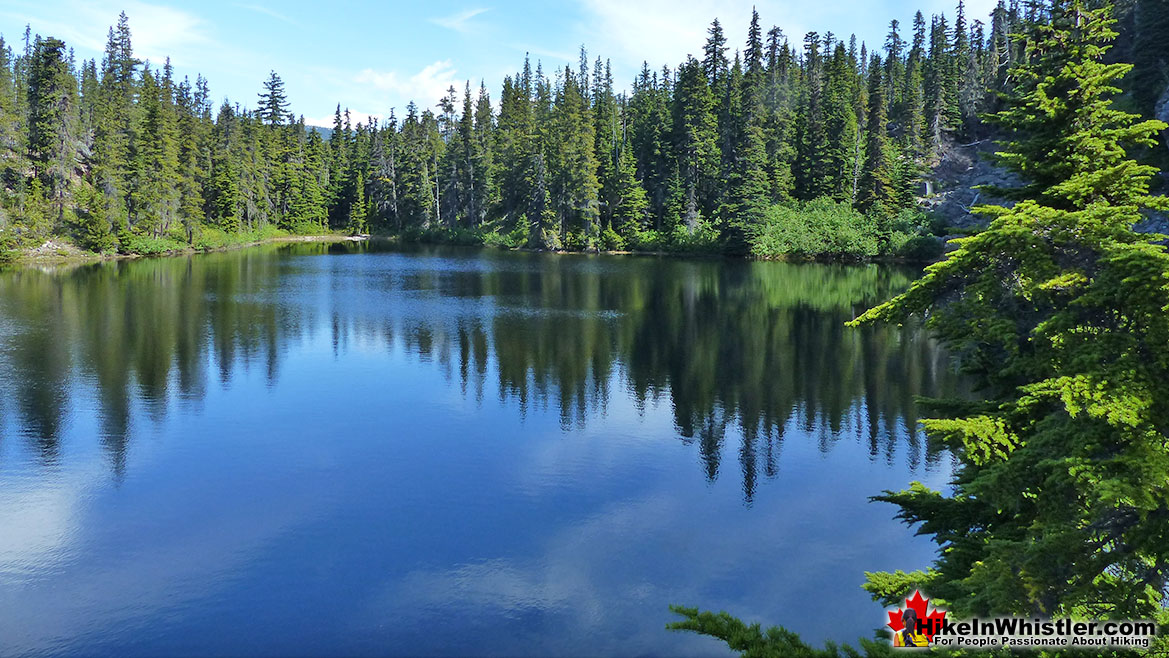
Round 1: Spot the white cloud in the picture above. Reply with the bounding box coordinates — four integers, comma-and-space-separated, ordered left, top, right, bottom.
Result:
299, 60, 463, 128
356, 60, 461, 108
430, 7, 489, 34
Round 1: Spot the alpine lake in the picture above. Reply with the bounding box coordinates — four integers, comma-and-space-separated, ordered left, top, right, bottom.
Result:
0, 241, 962, 656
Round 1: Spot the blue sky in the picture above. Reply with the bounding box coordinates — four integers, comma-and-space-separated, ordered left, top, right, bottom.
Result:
0, 0, 999, 127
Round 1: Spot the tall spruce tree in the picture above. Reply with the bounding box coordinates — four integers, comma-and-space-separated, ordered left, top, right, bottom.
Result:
27, 36, 78, 228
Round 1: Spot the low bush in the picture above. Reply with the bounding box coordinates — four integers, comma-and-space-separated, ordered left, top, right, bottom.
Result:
753, 198, 880, 258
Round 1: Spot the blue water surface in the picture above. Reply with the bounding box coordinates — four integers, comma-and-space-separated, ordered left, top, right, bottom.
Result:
0, 242, 957, 656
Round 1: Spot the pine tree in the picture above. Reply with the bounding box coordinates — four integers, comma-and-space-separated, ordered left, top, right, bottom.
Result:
346, 171, 367, 234
702, 19, 729, 89
132, 65, 181, 236
719, 56, 769, 255
672, 56, 719, 228
549, 65, 600, 248
793, 33, 829, 199
854, 1, 1169, 624
257, 71, 289, 126
823, 43, 860, 202
609, 142, 648, 235
858, 55, 897, 217
27, 36, 78, 228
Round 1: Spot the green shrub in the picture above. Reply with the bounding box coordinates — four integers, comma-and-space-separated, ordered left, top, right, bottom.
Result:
753, 198, 879, 258
600, 225, 626, 251
667, 220, 722, 253
482, 225, 528, 249
117, 232, 188, 255
626, 228, 666, 252
895, 235, 944, 260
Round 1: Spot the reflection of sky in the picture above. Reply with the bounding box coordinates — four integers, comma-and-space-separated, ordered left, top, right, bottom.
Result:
0, 252, 952, 656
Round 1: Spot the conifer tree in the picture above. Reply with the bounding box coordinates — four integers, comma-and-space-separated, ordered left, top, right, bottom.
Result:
793, 33, 829, 200
672, 57, 719, 228
346, 171, 367, 235
854, 1, 1169, 624
823, 43, 860, 202
257, 71, 289, 126
608, 143, 648, 235
549, 66, 600, 247
858, 55, 897, 217
702, 19, 729, 89
719, 56, 769, 255
133, 64, 181, 236
27, 36, 78, 228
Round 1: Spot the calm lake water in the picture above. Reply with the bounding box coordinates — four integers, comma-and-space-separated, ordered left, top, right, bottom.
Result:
0, 242, 959, 656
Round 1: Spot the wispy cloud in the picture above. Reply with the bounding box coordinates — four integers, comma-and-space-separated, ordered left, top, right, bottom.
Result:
430, 7, 489, 34
355, 59, 461, 107
301, 60, 462, 127
511, 44, 575, 65
235, 3, 297, 26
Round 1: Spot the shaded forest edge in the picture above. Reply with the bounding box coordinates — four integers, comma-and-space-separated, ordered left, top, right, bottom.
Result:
1, 1, 1166, 265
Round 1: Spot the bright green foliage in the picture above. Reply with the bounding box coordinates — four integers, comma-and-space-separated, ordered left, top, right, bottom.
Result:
754, 198, 878, 258
853, 1, 1169, 627
667, 606, 893, 658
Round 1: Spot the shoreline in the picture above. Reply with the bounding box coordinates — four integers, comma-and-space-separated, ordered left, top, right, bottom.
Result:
10, 233, 369, 268
6, 232, 937, 269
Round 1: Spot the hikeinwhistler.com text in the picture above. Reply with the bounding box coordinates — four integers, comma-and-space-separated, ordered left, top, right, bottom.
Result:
920, 617, 1156, 649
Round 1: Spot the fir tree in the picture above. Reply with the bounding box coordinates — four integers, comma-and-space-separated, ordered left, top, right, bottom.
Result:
858, 55, 897, 217
257, 70, 289, 126
27, 36, 78, 227
672, 56, 719, 228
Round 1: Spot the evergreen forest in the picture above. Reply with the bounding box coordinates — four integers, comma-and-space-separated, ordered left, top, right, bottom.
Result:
1, 1, 1166, 262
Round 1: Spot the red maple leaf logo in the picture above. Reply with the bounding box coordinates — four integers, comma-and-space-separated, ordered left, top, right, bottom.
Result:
886, 590, 947, 642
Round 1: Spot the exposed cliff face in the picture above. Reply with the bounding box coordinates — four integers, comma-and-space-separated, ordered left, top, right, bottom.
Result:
920, 139, 1019, 231
922, 127, 1168, 238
